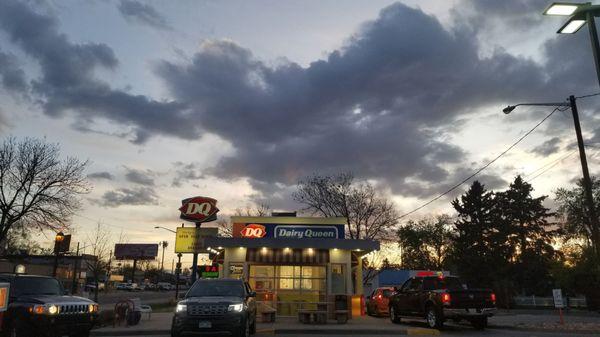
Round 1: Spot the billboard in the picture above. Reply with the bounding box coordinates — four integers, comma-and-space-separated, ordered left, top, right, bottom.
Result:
175, 227, 218, 253
233, 223, 345, 239
114, 243, 158, 260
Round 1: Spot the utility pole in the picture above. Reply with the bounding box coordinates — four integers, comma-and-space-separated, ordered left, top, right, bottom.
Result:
569, 95, 600, 257
71, 242, 80, 294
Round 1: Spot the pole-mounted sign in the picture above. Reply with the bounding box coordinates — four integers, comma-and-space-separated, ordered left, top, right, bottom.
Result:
179, 196, 219, 223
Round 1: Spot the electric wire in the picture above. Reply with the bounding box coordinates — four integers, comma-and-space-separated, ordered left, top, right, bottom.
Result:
397, 107, 560, 220
575, 92, 600, 99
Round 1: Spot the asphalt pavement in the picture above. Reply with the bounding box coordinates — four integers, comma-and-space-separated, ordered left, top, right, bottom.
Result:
95, 329, 600, 337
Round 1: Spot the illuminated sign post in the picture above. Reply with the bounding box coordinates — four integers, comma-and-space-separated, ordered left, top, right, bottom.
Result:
178, 196, 220, 283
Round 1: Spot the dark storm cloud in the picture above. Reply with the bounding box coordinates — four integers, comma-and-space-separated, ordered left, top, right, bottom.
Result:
117, 0, 172, 30
87, 171, 115, 180
171, 162, 205, 187
459, 0, 549, 28
0, 49, 28, 95
156, 2, 581, 197
0, 0, 195, 143
531, 137, 562, 156
124, 167, 155, 186
99, 187, 158, 207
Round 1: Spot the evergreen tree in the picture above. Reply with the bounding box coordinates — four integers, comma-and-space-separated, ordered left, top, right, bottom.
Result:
496, 176, 557, 295
450, 181, 503, 288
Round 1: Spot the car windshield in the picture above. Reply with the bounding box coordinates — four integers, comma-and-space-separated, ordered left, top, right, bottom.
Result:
13, 277, 62, 296
187, 281, 245, 298
382, 289, 392, 297
423, 277, 463, 291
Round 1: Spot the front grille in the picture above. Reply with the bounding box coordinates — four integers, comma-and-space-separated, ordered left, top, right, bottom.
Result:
188, 304, 228, 316
60, 304, 88, 314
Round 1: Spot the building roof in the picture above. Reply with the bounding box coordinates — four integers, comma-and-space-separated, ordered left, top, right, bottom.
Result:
229, 216, 347, 225
204, 237, 379, 252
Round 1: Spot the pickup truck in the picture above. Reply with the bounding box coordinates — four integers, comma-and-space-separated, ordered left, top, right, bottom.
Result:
171, 278, 257, 337
388, 275, 496, 329
0, 271, 99, 337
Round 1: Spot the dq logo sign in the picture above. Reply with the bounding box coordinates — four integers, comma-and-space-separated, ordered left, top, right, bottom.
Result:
240, 224, 266, 238
179, 196, 219, 222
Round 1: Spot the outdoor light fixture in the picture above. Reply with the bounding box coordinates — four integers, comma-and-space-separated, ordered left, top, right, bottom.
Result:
542, 2, 600, 88
559, 19, 587, 33
543, 2, 587, 15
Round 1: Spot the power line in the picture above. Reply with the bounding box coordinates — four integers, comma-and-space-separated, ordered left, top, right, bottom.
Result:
575, 92, 600, 99
526, 151, 578, 182
524, 149, 578, 179
397, 107, 560, 220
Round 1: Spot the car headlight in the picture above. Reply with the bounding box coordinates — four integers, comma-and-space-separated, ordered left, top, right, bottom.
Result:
31, 304, 59, 315
176, 303, 187, 313
89, 304, 99, 313
228, 303, 244, 312
47, 305, 59, 315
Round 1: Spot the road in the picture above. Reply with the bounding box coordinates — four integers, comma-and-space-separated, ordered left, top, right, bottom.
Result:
96, 331, 599, 337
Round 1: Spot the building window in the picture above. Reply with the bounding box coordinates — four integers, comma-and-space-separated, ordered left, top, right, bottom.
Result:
331, 264, 346, 294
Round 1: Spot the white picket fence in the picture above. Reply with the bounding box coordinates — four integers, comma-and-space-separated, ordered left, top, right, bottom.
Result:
513, 295, 587, 308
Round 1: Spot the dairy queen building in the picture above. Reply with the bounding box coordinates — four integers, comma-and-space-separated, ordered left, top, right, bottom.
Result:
203, 213, 380, 317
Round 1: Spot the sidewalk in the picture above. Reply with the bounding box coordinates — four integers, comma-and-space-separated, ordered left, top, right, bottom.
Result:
90, 310, 600, 336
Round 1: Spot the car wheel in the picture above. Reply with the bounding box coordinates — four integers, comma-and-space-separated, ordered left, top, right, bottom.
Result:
471, 317, 487, 330
237, 318, 250, 337
249, 316, 257, 335
426, 306, 443, 329
389, 306, 401, 324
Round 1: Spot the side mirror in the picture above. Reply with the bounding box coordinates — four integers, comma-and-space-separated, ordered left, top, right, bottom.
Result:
248, 291, 256, 298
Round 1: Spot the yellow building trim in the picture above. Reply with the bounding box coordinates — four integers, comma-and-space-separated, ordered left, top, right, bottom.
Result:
230, 216, 347, 225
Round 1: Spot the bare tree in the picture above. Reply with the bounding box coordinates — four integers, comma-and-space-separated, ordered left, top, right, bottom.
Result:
293, 173, 398, 240
216, 203, 271, 237
85, 223, 111, 302
0, 137, 89, 247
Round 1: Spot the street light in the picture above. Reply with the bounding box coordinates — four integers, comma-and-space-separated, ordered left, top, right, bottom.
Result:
154, 226, 176, 234
543, 2, 600, 87
503, 95, 600, 258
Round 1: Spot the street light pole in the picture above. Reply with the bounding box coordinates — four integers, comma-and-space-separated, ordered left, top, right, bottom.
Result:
503, 96, 600, 258
586, 11, 600, 88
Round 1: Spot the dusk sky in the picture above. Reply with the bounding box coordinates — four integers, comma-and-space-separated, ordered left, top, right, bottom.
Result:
1, 0, 599, 265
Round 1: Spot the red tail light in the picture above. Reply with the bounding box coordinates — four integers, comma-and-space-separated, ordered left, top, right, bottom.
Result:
377, 294, 383, 300
491, 293, 496, 303
441, 293, 451, 304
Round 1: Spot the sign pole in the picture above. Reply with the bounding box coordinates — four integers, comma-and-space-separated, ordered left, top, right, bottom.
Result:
191, 223, 200, 284
175, 253, 182, 300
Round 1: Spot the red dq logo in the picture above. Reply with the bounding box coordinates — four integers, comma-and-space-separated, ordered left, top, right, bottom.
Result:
240, 224, 266, 238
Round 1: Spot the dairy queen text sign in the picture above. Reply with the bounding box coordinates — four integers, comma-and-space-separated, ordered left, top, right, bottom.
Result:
179, 196, 219, 223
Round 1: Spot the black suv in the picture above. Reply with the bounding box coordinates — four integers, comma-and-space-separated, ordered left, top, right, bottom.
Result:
171, 279, 257, 337
389, 276, 496, 329
0, 273, 99, 337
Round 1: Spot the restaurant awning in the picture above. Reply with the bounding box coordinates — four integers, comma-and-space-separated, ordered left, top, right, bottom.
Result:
204, 237, 379, 253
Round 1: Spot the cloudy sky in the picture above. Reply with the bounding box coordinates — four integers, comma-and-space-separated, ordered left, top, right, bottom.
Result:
1, 0, 600, 266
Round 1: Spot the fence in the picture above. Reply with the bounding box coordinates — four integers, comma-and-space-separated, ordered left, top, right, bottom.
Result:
513, 296, 587, 308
